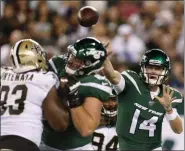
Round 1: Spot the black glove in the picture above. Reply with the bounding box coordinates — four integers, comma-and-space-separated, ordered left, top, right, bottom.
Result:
58, 75, 78, 98
66, 87, 84, 108
58, 75, 84, 108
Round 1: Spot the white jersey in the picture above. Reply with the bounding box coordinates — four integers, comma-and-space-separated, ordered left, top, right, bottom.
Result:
92, 126, 119, 150
0, 67, 59, 146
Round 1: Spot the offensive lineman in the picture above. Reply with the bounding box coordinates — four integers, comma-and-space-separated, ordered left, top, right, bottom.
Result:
40, 37, 113, 150
0, 39, 69, 151
102, 49, 183, 150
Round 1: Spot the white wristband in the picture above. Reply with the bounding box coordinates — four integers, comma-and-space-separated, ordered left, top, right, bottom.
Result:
113, 75, 125, 95
165, 108, 178, 121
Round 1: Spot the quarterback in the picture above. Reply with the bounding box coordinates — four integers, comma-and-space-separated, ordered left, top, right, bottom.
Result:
41, 37, 113, 150
0, 39, 69, 151
102, 49, 183, 150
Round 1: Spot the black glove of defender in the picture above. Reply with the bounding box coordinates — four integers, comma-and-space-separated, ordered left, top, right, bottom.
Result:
58, 76, 84, 108
66, 86, 84, 108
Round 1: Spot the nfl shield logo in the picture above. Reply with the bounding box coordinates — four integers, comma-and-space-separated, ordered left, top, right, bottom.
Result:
148, 100, 155, 107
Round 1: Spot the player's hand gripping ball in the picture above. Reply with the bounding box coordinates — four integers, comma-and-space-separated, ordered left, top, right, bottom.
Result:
77, 6, 99, 27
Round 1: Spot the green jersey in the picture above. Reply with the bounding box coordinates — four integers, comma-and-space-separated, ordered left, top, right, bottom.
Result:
116, 70, 183, 150
42, 55, 112, 150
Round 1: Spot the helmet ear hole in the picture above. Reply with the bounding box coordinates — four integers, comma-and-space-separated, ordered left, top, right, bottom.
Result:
38, 59, 42, 63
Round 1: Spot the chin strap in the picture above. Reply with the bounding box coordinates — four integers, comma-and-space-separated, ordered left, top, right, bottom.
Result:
142, 66, 167, 86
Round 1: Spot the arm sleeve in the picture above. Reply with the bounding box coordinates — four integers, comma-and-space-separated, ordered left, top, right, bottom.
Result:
112, 70, 140, 95
112, 74, 125, 95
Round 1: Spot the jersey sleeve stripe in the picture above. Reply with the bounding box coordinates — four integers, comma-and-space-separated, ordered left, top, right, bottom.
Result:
171, 99, 183, 103
122, 71, 142, 95
49, 59, 58, 74
80, 82, 112, 94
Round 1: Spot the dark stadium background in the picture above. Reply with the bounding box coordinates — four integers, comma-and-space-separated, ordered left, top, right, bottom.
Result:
0, 1, 184, 150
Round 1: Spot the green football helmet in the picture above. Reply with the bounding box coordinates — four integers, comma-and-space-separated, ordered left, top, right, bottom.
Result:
140, 49, 171, 86
65, 37, 107, 76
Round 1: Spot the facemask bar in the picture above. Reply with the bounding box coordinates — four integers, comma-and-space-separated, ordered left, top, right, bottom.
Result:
101, 91, 117, 118
65, 53, 86, 76
141, 65, 168, 85
66, 46, 80, 75
101, 106, 117, 117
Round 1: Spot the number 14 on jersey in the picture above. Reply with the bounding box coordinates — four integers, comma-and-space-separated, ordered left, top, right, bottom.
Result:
130, 109, 158, 137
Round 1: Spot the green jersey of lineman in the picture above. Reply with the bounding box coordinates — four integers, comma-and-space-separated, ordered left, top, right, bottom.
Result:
115, 70, 183, 150
42, 55, 112, 150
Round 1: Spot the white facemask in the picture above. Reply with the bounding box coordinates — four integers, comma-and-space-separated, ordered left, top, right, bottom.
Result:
141, 66, 167, 85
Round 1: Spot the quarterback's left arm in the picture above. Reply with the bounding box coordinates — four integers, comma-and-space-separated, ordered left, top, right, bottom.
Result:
165, 108, 183, 134
155, 85, 183, 134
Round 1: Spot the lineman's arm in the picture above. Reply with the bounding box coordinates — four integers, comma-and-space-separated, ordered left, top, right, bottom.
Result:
43, 86, 69, 131
70, 97, 102, 137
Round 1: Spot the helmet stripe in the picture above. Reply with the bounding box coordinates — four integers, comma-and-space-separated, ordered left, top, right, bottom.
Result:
11, 53, 15, 66
12, 40, 22, 68
16, 42, 22, 64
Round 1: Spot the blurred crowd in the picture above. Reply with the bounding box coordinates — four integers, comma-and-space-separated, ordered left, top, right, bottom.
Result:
0, 0, 184, 95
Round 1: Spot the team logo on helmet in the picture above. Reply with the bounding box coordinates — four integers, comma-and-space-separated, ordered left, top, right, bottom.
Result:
65, 37, 107, 76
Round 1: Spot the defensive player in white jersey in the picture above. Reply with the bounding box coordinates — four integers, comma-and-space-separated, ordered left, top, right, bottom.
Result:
92, 89, 119, 150
0, 39, 69, 151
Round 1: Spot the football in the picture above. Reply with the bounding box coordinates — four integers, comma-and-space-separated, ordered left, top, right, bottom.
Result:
77, 6, 99, 27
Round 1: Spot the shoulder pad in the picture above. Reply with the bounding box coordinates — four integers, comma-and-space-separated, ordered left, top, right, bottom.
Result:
170, 87, 183, 103
39, 71, 59, 89
121, 70, 142, 95
121, 70, 137, 75
79, 75, 112, 102
48, 55, 66, 76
